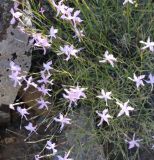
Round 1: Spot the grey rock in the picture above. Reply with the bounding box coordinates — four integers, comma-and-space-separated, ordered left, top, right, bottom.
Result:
0, 1, 32, 124
0, 26, 32, 106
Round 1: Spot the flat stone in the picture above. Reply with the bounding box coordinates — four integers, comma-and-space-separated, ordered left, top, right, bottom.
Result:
0, 0, 32, 124
0, 26, 32, 107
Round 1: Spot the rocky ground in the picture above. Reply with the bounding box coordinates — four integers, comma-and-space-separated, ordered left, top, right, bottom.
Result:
1, 1, 154, 160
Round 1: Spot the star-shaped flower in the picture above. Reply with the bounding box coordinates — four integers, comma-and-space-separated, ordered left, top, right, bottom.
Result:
37, 72, 51, 84
71, 10, 83, 26
63, 85, 87, 107
50, 26, 58, 41
17, 106, 30, 120
96, 89, 112, 106
60, 7, 74, 20
36, 97, 51, 110
125, 134, 142, 149
23, 76, 37, 91
46, 140, 57, 155
128, 73, 145, 89
9, 72, 22, 87
31, 33, 50, 55
59, 45, 82, 61
51, 0, 68, 17
96, 109, 113, 126
99, 50, 117, 67
37, 84, 52, 96
25, 122, 37, 135
9, 61, 23, 87
116, 100, 134, 117
61, 10, 82, 27
10, 8, 23, 25
145, 73, 154, 91
54, 113, 71, 132
43, 60, 53, 73
123, 0, 134, 5
39, 7, 45, 14
140, 37, 154, 52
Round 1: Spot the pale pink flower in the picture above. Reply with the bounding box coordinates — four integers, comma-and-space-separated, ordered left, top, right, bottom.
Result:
125, 134, 142, 149
116, 100, 134, 117
37, 72, 51, 84
60, 7, 74, 20
99, 50, 117, 67
96, 89, 112, 106
46, 140, 57, 155
23, 76, 37, 91
25, 122, 37, 135
140, 37, 154, 52
63, 85, 86, 107
51, 0, 82, 27
128, 73, 145, 89
59, 45, 82, 61
43, 60, 53, 73
51, 0, 68, 17
36, 97, 51, 110
39, 7, 45, 14
71, 10, 83, 26
30, 33, 50, 55
50, 26, 58, 41
17, 106, 30, 120
96, 109, 113, 126
54, 113, 71, 132
10, 8, 22, 25
9, 61, 23, 87
9, 72, 22, 87
60, 9, 82, 27
37, 84, 52, 96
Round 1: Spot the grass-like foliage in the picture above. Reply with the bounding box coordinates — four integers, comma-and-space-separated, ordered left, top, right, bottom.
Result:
10, 0, 154, 159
